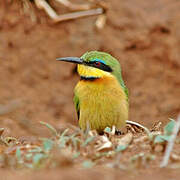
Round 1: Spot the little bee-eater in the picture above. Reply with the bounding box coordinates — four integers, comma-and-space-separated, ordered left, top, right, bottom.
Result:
57, 51, 128, 133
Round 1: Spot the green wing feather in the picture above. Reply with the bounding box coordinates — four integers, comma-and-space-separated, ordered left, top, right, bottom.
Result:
117, 76, 129, 100
73, 93, 80, 120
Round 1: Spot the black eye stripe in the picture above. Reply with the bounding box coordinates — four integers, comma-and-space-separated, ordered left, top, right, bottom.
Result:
85, 61, 112, 72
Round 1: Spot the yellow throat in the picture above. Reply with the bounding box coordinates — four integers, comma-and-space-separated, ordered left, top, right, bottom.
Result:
77, 64, 113, 79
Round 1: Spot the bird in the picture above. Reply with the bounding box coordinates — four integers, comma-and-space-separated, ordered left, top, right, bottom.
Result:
56, 51, 129, 134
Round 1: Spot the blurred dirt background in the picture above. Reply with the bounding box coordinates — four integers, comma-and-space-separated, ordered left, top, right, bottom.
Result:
0, 0, 180, 179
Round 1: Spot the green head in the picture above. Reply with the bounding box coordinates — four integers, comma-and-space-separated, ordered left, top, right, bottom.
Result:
80, 51, 123, 80
57, 51, 128, 96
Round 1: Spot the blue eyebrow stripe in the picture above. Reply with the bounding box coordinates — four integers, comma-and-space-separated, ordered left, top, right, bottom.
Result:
93, 59, 106, 64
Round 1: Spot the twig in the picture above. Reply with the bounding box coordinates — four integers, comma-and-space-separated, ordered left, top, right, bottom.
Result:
35, 0, 59, 19
160, 114, 180, 168
126, 120, 151, 137
95, 14, 106, 29
35, 0, 104, 23
21, 0, 37, 22
54, 8, 103, 22
55, 0, 91, 10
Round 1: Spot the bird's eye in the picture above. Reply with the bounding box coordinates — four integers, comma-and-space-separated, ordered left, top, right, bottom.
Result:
94, 61, 101, 66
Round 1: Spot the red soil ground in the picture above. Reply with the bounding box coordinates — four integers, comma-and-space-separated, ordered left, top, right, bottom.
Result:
0, 0, 180, 179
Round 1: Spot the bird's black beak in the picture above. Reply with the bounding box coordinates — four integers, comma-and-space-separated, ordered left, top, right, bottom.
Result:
56, 57, 83, 64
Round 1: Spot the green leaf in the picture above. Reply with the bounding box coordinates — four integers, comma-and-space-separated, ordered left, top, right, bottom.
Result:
60, 129, 69, 137
33, 153, 45, 165
131, 153, 144, 161
40, 121, 59, 137
154, 135, 173, 144
58, 129, 70, 148
25, 153, 33, 160
82, 136, 95, 147
73, 152, 80, 159
43, 139, 54, 152
104, 127, 111, 133
154, 135, 165, 143
16, 147, 22, 162
95, 152, 108, 158
115, 145, 127, 152
71, 137, 81, 150
82, 160, 94, 168
28, 147, 43, 153
58, 136, 69, 148
164, 119, 175, 135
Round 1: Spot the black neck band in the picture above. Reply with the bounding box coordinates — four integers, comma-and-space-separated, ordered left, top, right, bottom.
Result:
80, 76, 99, 81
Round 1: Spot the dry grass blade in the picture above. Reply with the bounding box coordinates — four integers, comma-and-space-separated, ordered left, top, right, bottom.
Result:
160, 114, 180, 167
96, 136, 112, 151
171, 153, 180, 162
21, 0, 37, 22
151, 122, 162, 131
111, 125, 116, 135
55, 0, 91, 10
54, 8, 103, 22
35, 0, 59, 19
117, 133, 133, 147
126, 120, 151, 137
34, 0, 104, 23
95, 14, 106, 29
